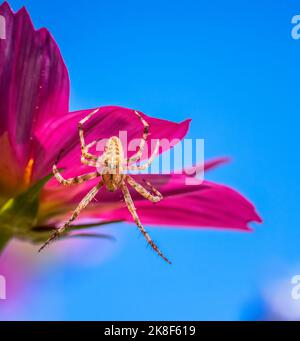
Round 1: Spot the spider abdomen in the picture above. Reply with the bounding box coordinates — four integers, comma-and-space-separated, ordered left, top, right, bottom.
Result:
102, 136, 125, 191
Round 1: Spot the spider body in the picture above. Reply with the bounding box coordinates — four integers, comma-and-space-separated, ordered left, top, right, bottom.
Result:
39, 109, 171, 264
102, 136, 125, 191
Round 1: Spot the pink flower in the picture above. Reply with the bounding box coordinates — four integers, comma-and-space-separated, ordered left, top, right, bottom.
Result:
0, 2, 261, 257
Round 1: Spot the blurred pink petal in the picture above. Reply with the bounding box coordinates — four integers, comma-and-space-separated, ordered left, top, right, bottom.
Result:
0, 2, 69, 195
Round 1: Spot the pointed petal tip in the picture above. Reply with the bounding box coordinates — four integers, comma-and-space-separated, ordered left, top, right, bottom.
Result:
0, 2, 29, 16
182, 117, 192, 127
204, 156, 231, 171
243, 213, 262, 231
36, 27, 48, 35
243, 208, 262, 230
181, 118, 192, 134
1, 2, 44, 38
219, 156, 232, 163
0, 1, 14, 19
18, 5, 28, 14
1, 2, 57, 40
15, 5, 37, 33
0, 1, 12, 12
254, 211, 263, 224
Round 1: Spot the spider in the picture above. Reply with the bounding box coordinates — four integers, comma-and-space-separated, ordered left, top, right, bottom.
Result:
39, 109, 171, 264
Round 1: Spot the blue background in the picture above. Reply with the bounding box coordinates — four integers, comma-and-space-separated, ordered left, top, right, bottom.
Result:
1, 0, 300, 320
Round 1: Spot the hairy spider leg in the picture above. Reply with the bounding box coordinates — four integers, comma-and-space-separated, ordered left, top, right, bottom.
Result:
126, 176, 163, 203
39, 180, 104, 252
78, 108, 101, 162
126, 111, 150, 164
53, 166, 100, 186
120, 182, 171, 264
52, 150, 101, 185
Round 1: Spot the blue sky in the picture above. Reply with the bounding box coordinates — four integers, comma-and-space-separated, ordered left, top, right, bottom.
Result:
2, 0, 300, 320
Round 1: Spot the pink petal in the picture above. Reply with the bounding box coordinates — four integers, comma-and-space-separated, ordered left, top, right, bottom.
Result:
187, 156, 231, 174
39, 158, 226, 220
35, 106, 191, 180
98, 180, 262, 230
0, 2, 69, 174
40, 158, 261, 231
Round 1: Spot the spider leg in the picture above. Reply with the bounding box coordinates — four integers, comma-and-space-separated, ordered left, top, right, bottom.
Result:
52, 150, 100, 184
120, 182, 171, 264
82, 139, 104, 162
38, 180, 104, 252
80, 149, 106, 168
126, 175, 163, 203
126, 111, 150, 164
78, 108, 101, 161
126, 140, 159, 171
53, 164, 100, 186
81, 156, 98, 167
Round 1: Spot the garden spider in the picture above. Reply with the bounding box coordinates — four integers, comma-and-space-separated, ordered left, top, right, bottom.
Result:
39, 109, 171, 264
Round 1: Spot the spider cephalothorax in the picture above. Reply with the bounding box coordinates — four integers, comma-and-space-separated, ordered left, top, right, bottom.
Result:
39, 109, 170, 264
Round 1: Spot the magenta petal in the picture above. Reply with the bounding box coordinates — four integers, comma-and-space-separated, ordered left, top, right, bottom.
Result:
41, 158, 229, 216
0, 2, 69, 170
98, 180, 262, 230
45, 158, 261, 231
190, 157, 231, 174
36, 106, 191, 180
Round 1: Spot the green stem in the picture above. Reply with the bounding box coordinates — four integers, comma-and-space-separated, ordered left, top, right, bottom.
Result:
0, 230, 11, 254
